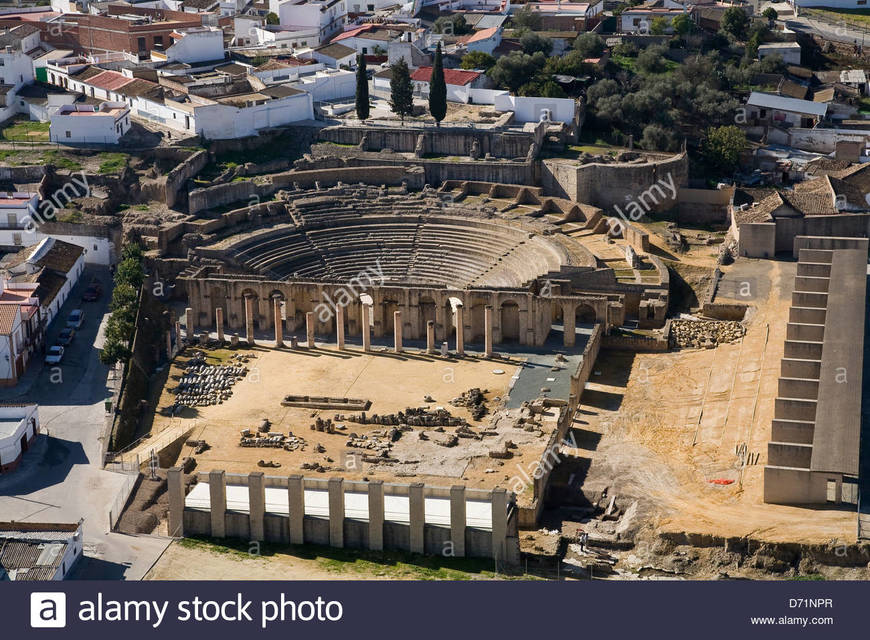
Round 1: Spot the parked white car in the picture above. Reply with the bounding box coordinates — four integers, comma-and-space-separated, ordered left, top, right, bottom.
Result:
45, 345, 65, 365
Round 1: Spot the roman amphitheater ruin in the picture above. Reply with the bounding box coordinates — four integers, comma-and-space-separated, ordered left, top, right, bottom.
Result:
142, 136, 681, 565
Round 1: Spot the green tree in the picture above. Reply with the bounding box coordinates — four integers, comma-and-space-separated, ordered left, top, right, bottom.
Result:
672, 13, 692, 36
512, 4, 542, 30
640, 123, 677, 151
433, 14, 471, 35
573, 32, 604, 59
636, 44, 668, 73
650, 16, 668, 35
703, 125, 746, 175
520, 31, 552, 55
116, 257, 144, 289
389, 59, 414, 123
487, 51, 546, 92
461, 50, 496, 70
265, 11, 279, 24
355, 54, 370, 120
721, 6, 749, 39
762, 7, 778, 21
429, 42, 447, 126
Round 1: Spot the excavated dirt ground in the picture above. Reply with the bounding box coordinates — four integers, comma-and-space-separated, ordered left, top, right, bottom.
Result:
565, 259, 857, 549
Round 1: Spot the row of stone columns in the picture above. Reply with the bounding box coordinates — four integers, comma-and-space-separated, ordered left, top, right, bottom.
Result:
167, 469, 509, 559
197, 298, 503, 357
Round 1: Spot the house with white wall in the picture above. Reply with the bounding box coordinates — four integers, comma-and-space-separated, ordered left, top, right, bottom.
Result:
49, 101, 131, 144
758, 42, 801, 66
273, 0, 347, 42
153, 26, 225, 64
289, 67, 355, 100
457, 26, 502, 56
0, 404, 40, 469
0, 193, 39, 232
0, 24, 40, 123
0, 519, 84, 580
409, 66, 484, 102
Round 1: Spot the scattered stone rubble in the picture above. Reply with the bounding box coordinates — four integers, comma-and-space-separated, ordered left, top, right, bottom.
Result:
239, 429, 307, 451
670, 319, 745, 349
449, 388, 488, 421
341, 407, 467, 427
169, 352, 248, 411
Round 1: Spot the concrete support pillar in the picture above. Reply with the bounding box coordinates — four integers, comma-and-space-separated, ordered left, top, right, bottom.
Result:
287, 475, 305, 545
490, 488, 508, 567
393, 310, 403, 353
165, 330, 172, 361
328, 477, 344, 547
484, 305, 494, 358
409, 482, 425, 554
175, 321, 182, 348
368, 480, 384, 551
167, 467, 184, 537
450, 485, 466, 558
185, 306, 194, 338
336, 306, 345, 350
209, 470, 227, 538
244, 296, 255, 345
273, 297, 283, 348
563, 303, 576, 348
215, 307, 225, 343
306, 311, 316, 348
426, 320, 435, 354
248, 472, 265, 542
362, 305, 372, 352
455, 305, 464, 356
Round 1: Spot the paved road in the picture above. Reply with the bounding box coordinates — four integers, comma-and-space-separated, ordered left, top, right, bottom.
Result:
0, 265, 170, 579
786, 15, 870, 47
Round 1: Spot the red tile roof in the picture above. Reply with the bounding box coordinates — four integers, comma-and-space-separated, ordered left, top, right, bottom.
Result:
87, 70, 134, 92
410, 66, 480, 86
332, 24, 374, 42
459, 26, 499, 44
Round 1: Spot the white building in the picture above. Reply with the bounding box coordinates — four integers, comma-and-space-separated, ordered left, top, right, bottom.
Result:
154, 26, 225, 64
758, 42, 802, 66
310, 42, 356, 68
290, 68, 355, 101
0, 193, 39, 231
620, 7, 685, 33
0, 24, 40, 123
50, 101, 131, 145
457, 26, 502, 56
274, 0, 347, 42
0, 404, 39, 469
0, 519, 84, 580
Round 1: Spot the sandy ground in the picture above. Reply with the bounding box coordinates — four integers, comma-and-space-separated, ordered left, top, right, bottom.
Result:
575, 259, 856, 544
147, 346, 558, 495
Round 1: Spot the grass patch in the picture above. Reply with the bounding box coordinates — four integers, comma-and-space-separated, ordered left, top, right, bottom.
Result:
1, 118, 49, 141
42, 150, 82, 171
177, 536, 539, 580
98, 152, 129, 174
57, 209, 84, 224
805, 7, 870, 26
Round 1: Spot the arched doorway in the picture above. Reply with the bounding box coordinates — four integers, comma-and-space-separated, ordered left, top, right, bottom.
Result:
576, 304, 597, 325
240, 289, 260, 330
501, 301, 520, 342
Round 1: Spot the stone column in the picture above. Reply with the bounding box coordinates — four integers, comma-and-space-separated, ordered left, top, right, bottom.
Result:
426, 320, 435, 354
368, 480, 384, 551
305, 311, 316, 348
328, 477, 344, 548
244, 296, 255, 345
455, 305, 465, 356
450, 485, 466, 558
248, 472, 265, 542
185, 306, 194, 338
394, 310, 403, 353
175, 321, 182, 348
409, 482, 425, 554
484, 305, 494, 358
209, 470, 227, 538
362, 305, 372, 352
215, 307, 225, 343
336, 306, 345, 350
273, 297, 283, 348
563, 302, 576, 348
165, 330, 172, 361
287, 475, 305, 545
167, 467, 184, 537
490, 488, 508, 567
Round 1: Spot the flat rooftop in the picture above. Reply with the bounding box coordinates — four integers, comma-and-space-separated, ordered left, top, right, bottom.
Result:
0, 417, 24, 439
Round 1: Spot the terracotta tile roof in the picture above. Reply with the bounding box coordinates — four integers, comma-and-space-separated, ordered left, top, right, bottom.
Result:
0, 304, 20, 335
410, 66, 480, 86
458, 26, 499, 44
734, 192, 780, 224
32, 240, 83, 273
780, 177, 838, 216
87, 70, 135, 92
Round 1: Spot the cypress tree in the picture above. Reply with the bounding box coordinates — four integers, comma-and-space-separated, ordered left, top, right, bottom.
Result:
355, 54, 370, 121
390, 58, 414, 124
429, 42, 447, 126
